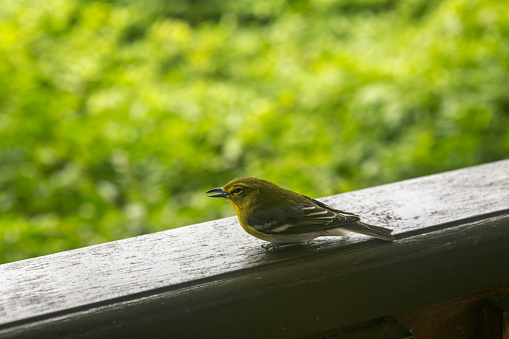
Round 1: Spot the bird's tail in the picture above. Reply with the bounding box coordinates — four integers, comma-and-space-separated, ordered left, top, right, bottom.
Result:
342, 222, 395, 241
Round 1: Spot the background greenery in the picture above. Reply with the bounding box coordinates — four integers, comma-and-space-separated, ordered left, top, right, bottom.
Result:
1, 0, 508, 264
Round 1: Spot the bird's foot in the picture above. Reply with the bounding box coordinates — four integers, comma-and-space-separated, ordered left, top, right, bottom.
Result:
261, 241, 309, 251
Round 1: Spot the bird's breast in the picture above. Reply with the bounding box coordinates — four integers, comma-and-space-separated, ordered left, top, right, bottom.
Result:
240, 222, 272, 241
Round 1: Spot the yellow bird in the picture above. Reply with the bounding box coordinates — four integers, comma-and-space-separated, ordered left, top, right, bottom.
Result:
207, 177, 394, 244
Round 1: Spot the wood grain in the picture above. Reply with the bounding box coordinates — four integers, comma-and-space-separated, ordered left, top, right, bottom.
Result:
394, 286, 509, 339
0, 160, 508, 338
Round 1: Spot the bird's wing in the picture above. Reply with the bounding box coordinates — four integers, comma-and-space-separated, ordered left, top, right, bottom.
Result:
247, 195, 360, 235
303, 195, 359, 217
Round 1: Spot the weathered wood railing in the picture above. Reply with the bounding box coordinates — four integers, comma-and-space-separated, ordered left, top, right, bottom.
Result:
1, 160, 508, 338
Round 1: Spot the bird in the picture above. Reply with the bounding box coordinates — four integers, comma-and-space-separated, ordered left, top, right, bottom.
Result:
206, 177, 394, 244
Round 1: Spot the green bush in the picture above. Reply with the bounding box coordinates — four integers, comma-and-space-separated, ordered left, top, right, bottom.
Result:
1, 0, 508, 263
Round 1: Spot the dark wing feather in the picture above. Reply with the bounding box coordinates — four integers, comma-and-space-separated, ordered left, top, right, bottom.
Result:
246, 205, 303, 232
302, 195, 359, 217
299, 196, 394, 241
247, 195, 360, 235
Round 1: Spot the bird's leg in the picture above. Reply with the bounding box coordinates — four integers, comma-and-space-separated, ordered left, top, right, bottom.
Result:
261, 243, 276, 250
261, 242, 308, 251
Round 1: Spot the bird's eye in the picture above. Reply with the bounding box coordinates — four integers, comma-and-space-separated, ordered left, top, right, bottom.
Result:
232, 188, 243, 195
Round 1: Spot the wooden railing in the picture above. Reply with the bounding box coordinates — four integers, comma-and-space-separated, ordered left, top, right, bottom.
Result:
1, 160, 508, 338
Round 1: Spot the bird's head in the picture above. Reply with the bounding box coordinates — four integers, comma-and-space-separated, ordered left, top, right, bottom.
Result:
206, 177, 281, 212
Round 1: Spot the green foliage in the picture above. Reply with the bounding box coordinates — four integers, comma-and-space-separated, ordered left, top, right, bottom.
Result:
1, 0, 508, 263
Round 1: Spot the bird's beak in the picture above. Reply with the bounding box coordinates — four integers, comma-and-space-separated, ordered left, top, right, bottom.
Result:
206, 187, 228, 198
